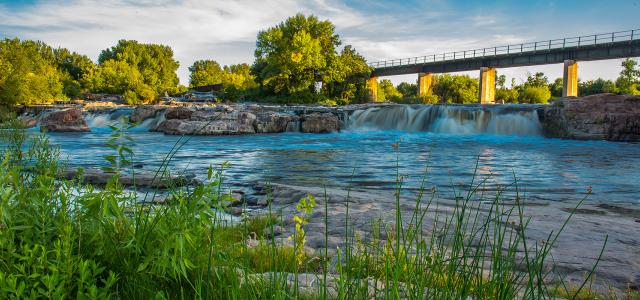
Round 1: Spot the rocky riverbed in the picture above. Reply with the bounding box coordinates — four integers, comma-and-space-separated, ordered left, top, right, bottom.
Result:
235, 182, 640, 297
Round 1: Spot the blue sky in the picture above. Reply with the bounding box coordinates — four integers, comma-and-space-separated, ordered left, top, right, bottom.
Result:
1, 0, 638, 85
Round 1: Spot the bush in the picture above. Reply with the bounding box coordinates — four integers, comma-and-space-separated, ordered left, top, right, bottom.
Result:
519, 86, 551, 104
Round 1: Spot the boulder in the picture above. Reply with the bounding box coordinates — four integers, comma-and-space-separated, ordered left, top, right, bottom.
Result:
539, 94, 640, 141
300, 113, 340, 133
255, 112, 298, 133
130, 105, 164, 123
164, 107, 194, 120
154, 110, 257, 135
39, 108, 90, 132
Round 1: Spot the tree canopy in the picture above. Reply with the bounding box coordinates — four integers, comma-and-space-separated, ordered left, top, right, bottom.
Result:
0, 39, 66, 106
251, 14, 370, 103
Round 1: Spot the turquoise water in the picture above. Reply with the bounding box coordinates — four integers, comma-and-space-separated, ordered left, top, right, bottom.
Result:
44, 127, 640, 203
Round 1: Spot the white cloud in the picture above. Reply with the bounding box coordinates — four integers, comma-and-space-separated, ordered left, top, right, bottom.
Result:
0, 0, 633, 86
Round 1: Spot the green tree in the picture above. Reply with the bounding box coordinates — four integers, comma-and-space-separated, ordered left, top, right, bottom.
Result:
432, 74, 478, 104
518, 72, 551, 103
520, 86, 551, 104
549, 78, 563, 97
396, 82, 418, 98
83, 60, 152, 104
252, 14, 370, 103
615, 58, 640, 95
579, 78, 617, 96
189, 60, 225, 87
98, 40, 180, 97
0, 39, 65, 106
377, 79, 402, 102
323, 45, 371, 103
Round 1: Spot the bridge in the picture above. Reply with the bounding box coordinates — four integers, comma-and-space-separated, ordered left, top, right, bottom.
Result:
366, 29, 640, 103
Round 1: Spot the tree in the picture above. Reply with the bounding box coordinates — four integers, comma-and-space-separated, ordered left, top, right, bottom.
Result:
377, 79, 402, 102
396, 82, 418, 98
83, 60, 153, 104
549, 78, 563, 97
579, 78, 617, 96
518, 72, 551, 103
0, 39, 65, 106
323, 45, 371, 103
189, 60, 225, 87
432, 74, 478, 104
252, 14, 370, 103
520, 86, 551, 104
615, 58, 640, 95
98, 40, 180, 97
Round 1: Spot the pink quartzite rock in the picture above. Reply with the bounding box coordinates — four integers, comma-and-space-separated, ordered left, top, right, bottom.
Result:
40, 108, 90, 132
539, 93, 640, 141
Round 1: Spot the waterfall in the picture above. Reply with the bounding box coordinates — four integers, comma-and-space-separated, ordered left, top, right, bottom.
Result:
84, 108, 133, 129
348, 104, 543, 136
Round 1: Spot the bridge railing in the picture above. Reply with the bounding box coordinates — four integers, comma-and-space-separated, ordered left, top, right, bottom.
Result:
369, 29, 639, 69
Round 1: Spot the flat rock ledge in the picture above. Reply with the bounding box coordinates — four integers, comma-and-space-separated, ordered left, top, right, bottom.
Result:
538, 93, 640, 141
149, 105, 343, 135
59, 168, 200, 189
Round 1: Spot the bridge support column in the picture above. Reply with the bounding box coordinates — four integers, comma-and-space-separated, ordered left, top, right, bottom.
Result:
478, 67, 496, 104
418, 73, 433, 97
366, 77, 378, 101
562, 60, 578, 97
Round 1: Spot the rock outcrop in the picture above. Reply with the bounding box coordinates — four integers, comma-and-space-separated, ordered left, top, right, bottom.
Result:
39, 108, 90, 132
130, 105, 165, 123
539, 93, 640, 141
153, 106, 341, 135
301, 113, 341, 133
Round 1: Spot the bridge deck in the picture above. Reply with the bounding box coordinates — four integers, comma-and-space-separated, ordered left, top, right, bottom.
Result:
370, 30, 640, 77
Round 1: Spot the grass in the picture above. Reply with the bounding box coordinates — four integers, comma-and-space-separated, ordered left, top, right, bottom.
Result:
0, 119, 628, 299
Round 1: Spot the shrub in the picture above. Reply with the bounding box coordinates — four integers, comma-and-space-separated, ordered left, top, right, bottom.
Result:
519, 85, 551, 104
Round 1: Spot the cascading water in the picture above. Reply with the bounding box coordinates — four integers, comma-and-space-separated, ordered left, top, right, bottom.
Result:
348, 104, 543, 136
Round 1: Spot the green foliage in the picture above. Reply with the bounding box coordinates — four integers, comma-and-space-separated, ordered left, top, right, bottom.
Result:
615, 58, 640, 95
377, 79, 402, 102
579, 78, 618, 96
0, 39, 65, 106
520, 86, 551, 104
517, 72, 551, 103
396, 82, 418, 99
549, 78, 563, 97
432, 74, 478, 104
289, 194, 316, 267
86, 39, 181, 103
252, 14, 370, 103
83, 59, 153, 104
323, 45, 372, 103
189, 60, 225, 87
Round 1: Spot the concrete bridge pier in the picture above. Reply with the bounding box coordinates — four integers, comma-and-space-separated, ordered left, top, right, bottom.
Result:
366, 77, 378, 101
563, 60, 579, 97
478, 67, 496, 104
418, 73, 433, 97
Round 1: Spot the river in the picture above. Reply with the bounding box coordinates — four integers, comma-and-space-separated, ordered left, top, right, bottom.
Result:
36, 104, 640, 204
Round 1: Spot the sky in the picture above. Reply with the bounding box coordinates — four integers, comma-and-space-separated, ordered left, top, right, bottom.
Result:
1, 0, 639, 85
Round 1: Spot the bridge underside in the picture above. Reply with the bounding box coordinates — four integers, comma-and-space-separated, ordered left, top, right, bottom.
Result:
367, 40, 639, 103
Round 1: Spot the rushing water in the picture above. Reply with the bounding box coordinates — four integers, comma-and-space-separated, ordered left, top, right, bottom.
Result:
29, 105, 640, 203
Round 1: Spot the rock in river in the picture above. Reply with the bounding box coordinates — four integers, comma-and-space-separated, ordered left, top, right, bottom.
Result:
301, 113, 341, 133
40, 108, 90, 132
539, 93, 640, 141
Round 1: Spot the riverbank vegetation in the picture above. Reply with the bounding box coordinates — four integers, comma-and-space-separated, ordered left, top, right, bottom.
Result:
1, 122, 637, 299
1, 14, 640, 107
